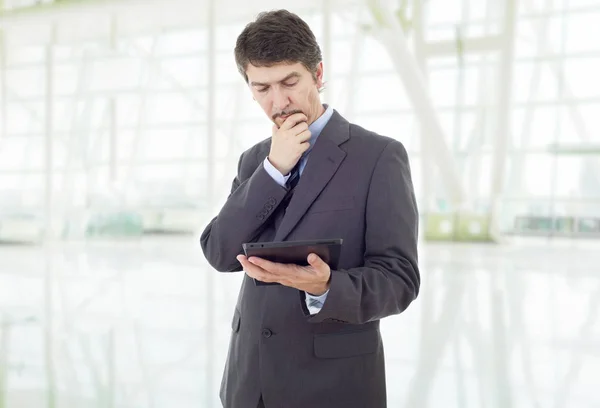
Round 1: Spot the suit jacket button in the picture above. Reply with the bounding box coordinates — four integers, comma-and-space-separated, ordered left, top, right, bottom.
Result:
262, 328, 273, 338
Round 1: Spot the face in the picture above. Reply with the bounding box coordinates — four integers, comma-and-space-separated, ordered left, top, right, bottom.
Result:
246, 61, 324, 128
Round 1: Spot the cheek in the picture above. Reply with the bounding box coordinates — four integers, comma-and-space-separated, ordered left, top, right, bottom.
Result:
294, 88, 310, 104
255, 95, 272, 111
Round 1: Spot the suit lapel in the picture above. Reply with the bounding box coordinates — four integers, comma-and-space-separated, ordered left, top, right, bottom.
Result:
273, 110, 350, 242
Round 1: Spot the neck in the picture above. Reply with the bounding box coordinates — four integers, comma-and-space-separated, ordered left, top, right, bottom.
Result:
310, 102, 325, 125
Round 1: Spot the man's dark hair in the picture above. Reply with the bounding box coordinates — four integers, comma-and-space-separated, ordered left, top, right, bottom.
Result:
234, 10, 323, 84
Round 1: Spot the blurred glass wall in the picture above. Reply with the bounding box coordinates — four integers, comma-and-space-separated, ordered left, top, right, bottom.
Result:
0, 0, 599, 407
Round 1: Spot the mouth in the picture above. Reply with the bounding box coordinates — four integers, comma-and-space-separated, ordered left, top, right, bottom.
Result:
273, 109, 303, 122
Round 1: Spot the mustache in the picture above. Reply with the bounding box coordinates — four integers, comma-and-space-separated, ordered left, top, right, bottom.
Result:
272, 109, 304, 121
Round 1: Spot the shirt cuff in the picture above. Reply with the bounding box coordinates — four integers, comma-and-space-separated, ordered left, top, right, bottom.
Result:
305, 290, 329, 315
263, 157, 290, 187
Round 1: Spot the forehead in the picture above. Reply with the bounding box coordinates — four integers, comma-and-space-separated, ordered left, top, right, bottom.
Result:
246, 62, 309, 85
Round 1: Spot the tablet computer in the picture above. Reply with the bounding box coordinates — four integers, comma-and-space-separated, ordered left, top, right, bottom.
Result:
242, 238, 343, 286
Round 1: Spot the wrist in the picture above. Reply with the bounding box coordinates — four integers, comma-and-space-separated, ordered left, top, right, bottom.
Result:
307, 279, 330, 297
267, 155, 291, 176
307, 286, 327, 297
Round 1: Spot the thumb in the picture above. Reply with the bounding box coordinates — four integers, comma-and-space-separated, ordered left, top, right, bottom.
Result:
307, 253, 322, 267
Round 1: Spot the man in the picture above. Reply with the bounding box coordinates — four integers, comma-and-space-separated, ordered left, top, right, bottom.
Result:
200, 9, 420, 408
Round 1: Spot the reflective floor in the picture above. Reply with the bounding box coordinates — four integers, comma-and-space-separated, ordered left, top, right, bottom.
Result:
0, 236, 598, 407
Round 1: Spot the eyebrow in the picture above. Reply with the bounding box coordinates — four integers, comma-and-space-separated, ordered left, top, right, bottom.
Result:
250, 72, 301, 87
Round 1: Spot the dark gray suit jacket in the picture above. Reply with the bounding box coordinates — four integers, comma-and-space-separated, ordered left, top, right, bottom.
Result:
201, 110, 420, 408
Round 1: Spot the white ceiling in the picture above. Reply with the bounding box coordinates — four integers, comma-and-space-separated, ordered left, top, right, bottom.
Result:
0, 0, 367, 46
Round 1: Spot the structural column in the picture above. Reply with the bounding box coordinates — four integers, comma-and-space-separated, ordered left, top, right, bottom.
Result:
44, 26, 57, 239
321, 0, 332, 103
0, 29, 6, 141
44, 23, 57, 408
489, 0, 517, 237
205, 0, 217, 406
366, 0, 467, 208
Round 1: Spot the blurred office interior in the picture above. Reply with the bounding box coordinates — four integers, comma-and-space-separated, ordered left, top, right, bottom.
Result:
0, 0, 599, 406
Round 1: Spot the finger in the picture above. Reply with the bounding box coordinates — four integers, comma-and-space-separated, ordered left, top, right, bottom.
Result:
291, 121, 309, 133
246, 270, 275, 282
248, 269, 277, 283
298, 141, 310, 155
285, 112, 307, 124
237, 255, 258, 273
307, 253, 326, 270
241, 259, 278, 282
237, 256, 253, 272
279, 113, 307, 130
248, 256, 286, 274
295, 129, 311, 143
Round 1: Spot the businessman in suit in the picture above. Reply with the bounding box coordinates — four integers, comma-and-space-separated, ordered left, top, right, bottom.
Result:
201, 9, 420, 408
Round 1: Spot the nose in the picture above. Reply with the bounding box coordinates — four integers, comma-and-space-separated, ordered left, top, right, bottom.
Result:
272, 86, 290, 112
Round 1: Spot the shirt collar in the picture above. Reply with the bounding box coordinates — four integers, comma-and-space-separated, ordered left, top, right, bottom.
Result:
305, 104, 334, 155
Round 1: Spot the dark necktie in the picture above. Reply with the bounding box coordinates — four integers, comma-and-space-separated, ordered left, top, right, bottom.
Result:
286, 161, 302, 190
280, 161, 302, 213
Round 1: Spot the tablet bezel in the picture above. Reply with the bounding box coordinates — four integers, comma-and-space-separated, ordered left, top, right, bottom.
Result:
241, 238, 342, 286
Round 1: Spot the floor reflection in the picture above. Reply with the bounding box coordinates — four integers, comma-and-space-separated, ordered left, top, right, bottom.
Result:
0, 237, 598, 407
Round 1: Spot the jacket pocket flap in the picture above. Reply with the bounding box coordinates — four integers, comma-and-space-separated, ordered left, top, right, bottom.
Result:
314, 329, 379, 359
309, 195, 355, 214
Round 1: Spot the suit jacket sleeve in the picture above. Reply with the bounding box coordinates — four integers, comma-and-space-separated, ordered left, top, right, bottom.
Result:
306, 139, 420, 324
200, 148, 289, 272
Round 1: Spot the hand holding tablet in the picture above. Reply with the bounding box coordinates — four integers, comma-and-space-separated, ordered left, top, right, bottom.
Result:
241, 239, 342, 286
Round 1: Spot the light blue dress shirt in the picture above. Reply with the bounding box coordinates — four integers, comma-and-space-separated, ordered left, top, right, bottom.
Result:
262, 104, 334, 315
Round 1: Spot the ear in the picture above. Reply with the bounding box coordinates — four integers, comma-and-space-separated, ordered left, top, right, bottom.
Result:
315, 61, 324, 89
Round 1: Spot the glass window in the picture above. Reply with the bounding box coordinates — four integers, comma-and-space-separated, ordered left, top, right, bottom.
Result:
425, 0, 465, 25
6, 102, 45, 135
521, 153, 554, 196
5, 45, 44, 66
6, 67, 45, 98
429, 67, 478, 108
515, 17, 565, 58
358, 37, 394, 73
352, 113, 417, 150
155, 29, 206, 56
89, 58, 142, 91
352, 74, 411, 113
564, 57, 600, 98
513, 62, 559, 102
144, 93, 201, 125
565, 11, 600, 53
511, 106, 560, 148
